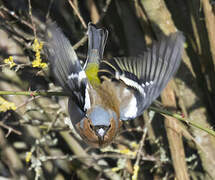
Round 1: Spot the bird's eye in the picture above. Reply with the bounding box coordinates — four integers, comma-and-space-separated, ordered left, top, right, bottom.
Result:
89, 124, 93, 130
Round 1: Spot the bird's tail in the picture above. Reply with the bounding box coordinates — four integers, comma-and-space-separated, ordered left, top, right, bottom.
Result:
85, 23, 108, 67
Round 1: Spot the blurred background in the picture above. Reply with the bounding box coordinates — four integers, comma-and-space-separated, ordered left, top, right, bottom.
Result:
0, 0, 215, 179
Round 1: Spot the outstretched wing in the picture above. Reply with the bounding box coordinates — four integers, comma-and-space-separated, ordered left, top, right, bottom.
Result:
45, 22, 91, 113
99, 32, 185, 120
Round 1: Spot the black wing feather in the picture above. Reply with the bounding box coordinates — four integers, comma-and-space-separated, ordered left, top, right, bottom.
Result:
45, 22, 90, 112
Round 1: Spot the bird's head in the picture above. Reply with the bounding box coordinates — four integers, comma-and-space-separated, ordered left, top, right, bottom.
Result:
76, 106, 122, 147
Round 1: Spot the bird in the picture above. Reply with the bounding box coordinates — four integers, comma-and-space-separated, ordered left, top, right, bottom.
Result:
45, 22, 185, 147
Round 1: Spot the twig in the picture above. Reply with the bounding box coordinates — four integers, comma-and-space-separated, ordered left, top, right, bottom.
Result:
68, 0, 87, 29
15, 96, 40, 111
72, 0, 112, 50
45, 0, 54, 20
149, 106, 215, 137
96, 0, 112, 23
102, 0, 112, 13
0, 90, 69, 97
0, 7, 34, 30
39, 153, 156, 162
28, 0, 36, 37
132, 127, 148, 180
0, 121, 22, 136
73, 35, 88, 50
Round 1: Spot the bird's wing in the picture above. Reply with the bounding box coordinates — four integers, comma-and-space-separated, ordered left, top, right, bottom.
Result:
98, 32, 185, 120
45, 22, 91, 114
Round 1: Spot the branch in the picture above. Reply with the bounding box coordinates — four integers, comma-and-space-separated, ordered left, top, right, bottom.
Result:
0, 121, 22, 136
0, 90, 215, 137
0, 90, 69, 97
149, 106, 215, 137
68, 0, 87, 29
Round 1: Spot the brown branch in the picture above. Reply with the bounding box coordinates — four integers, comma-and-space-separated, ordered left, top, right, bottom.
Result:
140, 0, 190, 179
0, 121, 22, 136
68, 0, 87, 29
202, 0, 215, 69
161, 82, 189, 180
73, 35, 88, 50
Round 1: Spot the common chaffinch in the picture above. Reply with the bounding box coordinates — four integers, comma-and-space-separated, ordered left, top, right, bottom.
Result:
45, 22, 185, 147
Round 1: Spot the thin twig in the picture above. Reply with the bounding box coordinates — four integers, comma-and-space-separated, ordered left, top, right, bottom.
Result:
73, 35, 88, 50
72, 0, 112, 49
39, 153, 156, 162
28, 0, 36, 37
132, 127, 148, 180
0, 90, 69, 97
0, 7, 34, 30
68, 0, 87, 29
103, 0, 112, 13
0, 121, 22, 136
99, 0, 112, 22
15, 96, 40, 111
149, 106, 215, 137
46, 0, 54, 20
